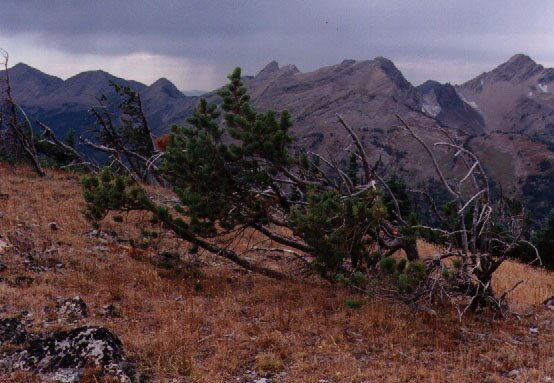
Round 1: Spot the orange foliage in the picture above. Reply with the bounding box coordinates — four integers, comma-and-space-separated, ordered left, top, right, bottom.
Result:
154, 134, 170, 151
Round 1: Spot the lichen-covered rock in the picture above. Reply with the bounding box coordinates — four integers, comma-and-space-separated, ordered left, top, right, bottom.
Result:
1, 326, 135, 382
84, 229, 120, 244
0, 317, 27, 344
99, 304, 122, 318
58, 296, 88, 321
46, 368, 81, 382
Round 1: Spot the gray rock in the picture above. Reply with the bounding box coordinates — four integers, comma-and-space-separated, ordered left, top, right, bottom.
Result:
46, 368, 81, 383
24, 252, 64, 273
0, 317, 27, 344
84, 230, 121, 244
58, 296, 88, 321
0, 326, 135, 382
507, 369, 520, 378
99, 304, 121, 318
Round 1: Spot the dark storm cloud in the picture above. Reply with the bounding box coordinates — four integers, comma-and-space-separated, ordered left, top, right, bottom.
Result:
1, 0, 553, 87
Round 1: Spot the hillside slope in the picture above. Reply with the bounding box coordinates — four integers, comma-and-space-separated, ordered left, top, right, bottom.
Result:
0, 164, 553, 381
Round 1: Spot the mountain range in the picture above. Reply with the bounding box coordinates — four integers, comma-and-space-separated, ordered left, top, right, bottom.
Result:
2, 63, 198, 137
2, 54, 554, 222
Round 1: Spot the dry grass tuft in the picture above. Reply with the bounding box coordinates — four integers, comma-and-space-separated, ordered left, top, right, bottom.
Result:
0, 164, 553, 382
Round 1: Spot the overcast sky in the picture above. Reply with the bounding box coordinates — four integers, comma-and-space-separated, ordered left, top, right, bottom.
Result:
0, 1, 553, 90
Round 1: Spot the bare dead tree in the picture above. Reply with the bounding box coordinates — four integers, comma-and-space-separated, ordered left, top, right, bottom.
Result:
396, 116, 540, 315
36, 121, 100, 173
0, 49, 45, 176
80, 82, 165, 185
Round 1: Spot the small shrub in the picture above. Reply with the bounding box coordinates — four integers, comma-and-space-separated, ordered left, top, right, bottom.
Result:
194, 280, 203, 292
368, 251, 382, 266
406, 261, 426, 283
396, 258, 407, 273
159, 251, 180, 269
334, 273, 348, 286
397, 273, 411, 292
379, 256, 396, 275
452, 258, 463, 269
255, 352, 283, 373
345, 299, 363, 309
351, 271, 368, 286
394, 261, 427, 292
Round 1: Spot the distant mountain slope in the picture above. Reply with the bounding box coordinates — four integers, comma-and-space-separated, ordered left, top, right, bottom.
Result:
456, 54, 554, 140
242, 58, 449, 182
416, 80, 486, 134
1, 63, 198, 136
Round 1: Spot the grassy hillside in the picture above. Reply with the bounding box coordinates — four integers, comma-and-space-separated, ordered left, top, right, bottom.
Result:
0, 164, 553, 382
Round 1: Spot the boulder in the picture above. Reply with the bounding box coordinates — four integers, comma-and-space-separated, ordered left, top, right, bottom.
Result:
1, 326, 135, 382
57, 296, 88, 321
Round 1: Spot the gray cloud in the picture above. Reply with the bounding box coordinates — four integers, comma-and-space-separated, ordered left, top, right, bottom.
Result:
1, 0, 553, 89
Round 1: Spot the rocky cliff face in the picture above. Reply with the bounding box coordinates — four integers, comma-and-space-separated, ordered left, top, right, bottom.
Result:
416, 80, 486, 135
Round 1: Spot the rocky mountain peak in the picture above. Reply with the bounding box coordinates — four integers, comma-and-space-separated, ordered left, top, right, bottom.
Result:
148, 77, 184, 98
491, 54, 543, 82
11, 62, 46, 75
255, 61, 300, 81
2, 63, 63, 101
257, 60, 280, 76
505, 53, 537, 67
373, 56, 413, 90
66, 69, 112, 83
6, 63, 62, 84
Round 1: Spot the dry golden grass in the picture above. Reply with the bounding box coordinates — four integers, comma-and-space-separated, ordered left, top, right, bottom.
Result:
0, 163, 553, 382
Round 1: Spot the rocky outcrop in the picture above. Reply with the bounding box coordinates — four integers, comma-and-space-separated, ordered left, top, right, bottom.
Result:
0, 322, 136, 382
